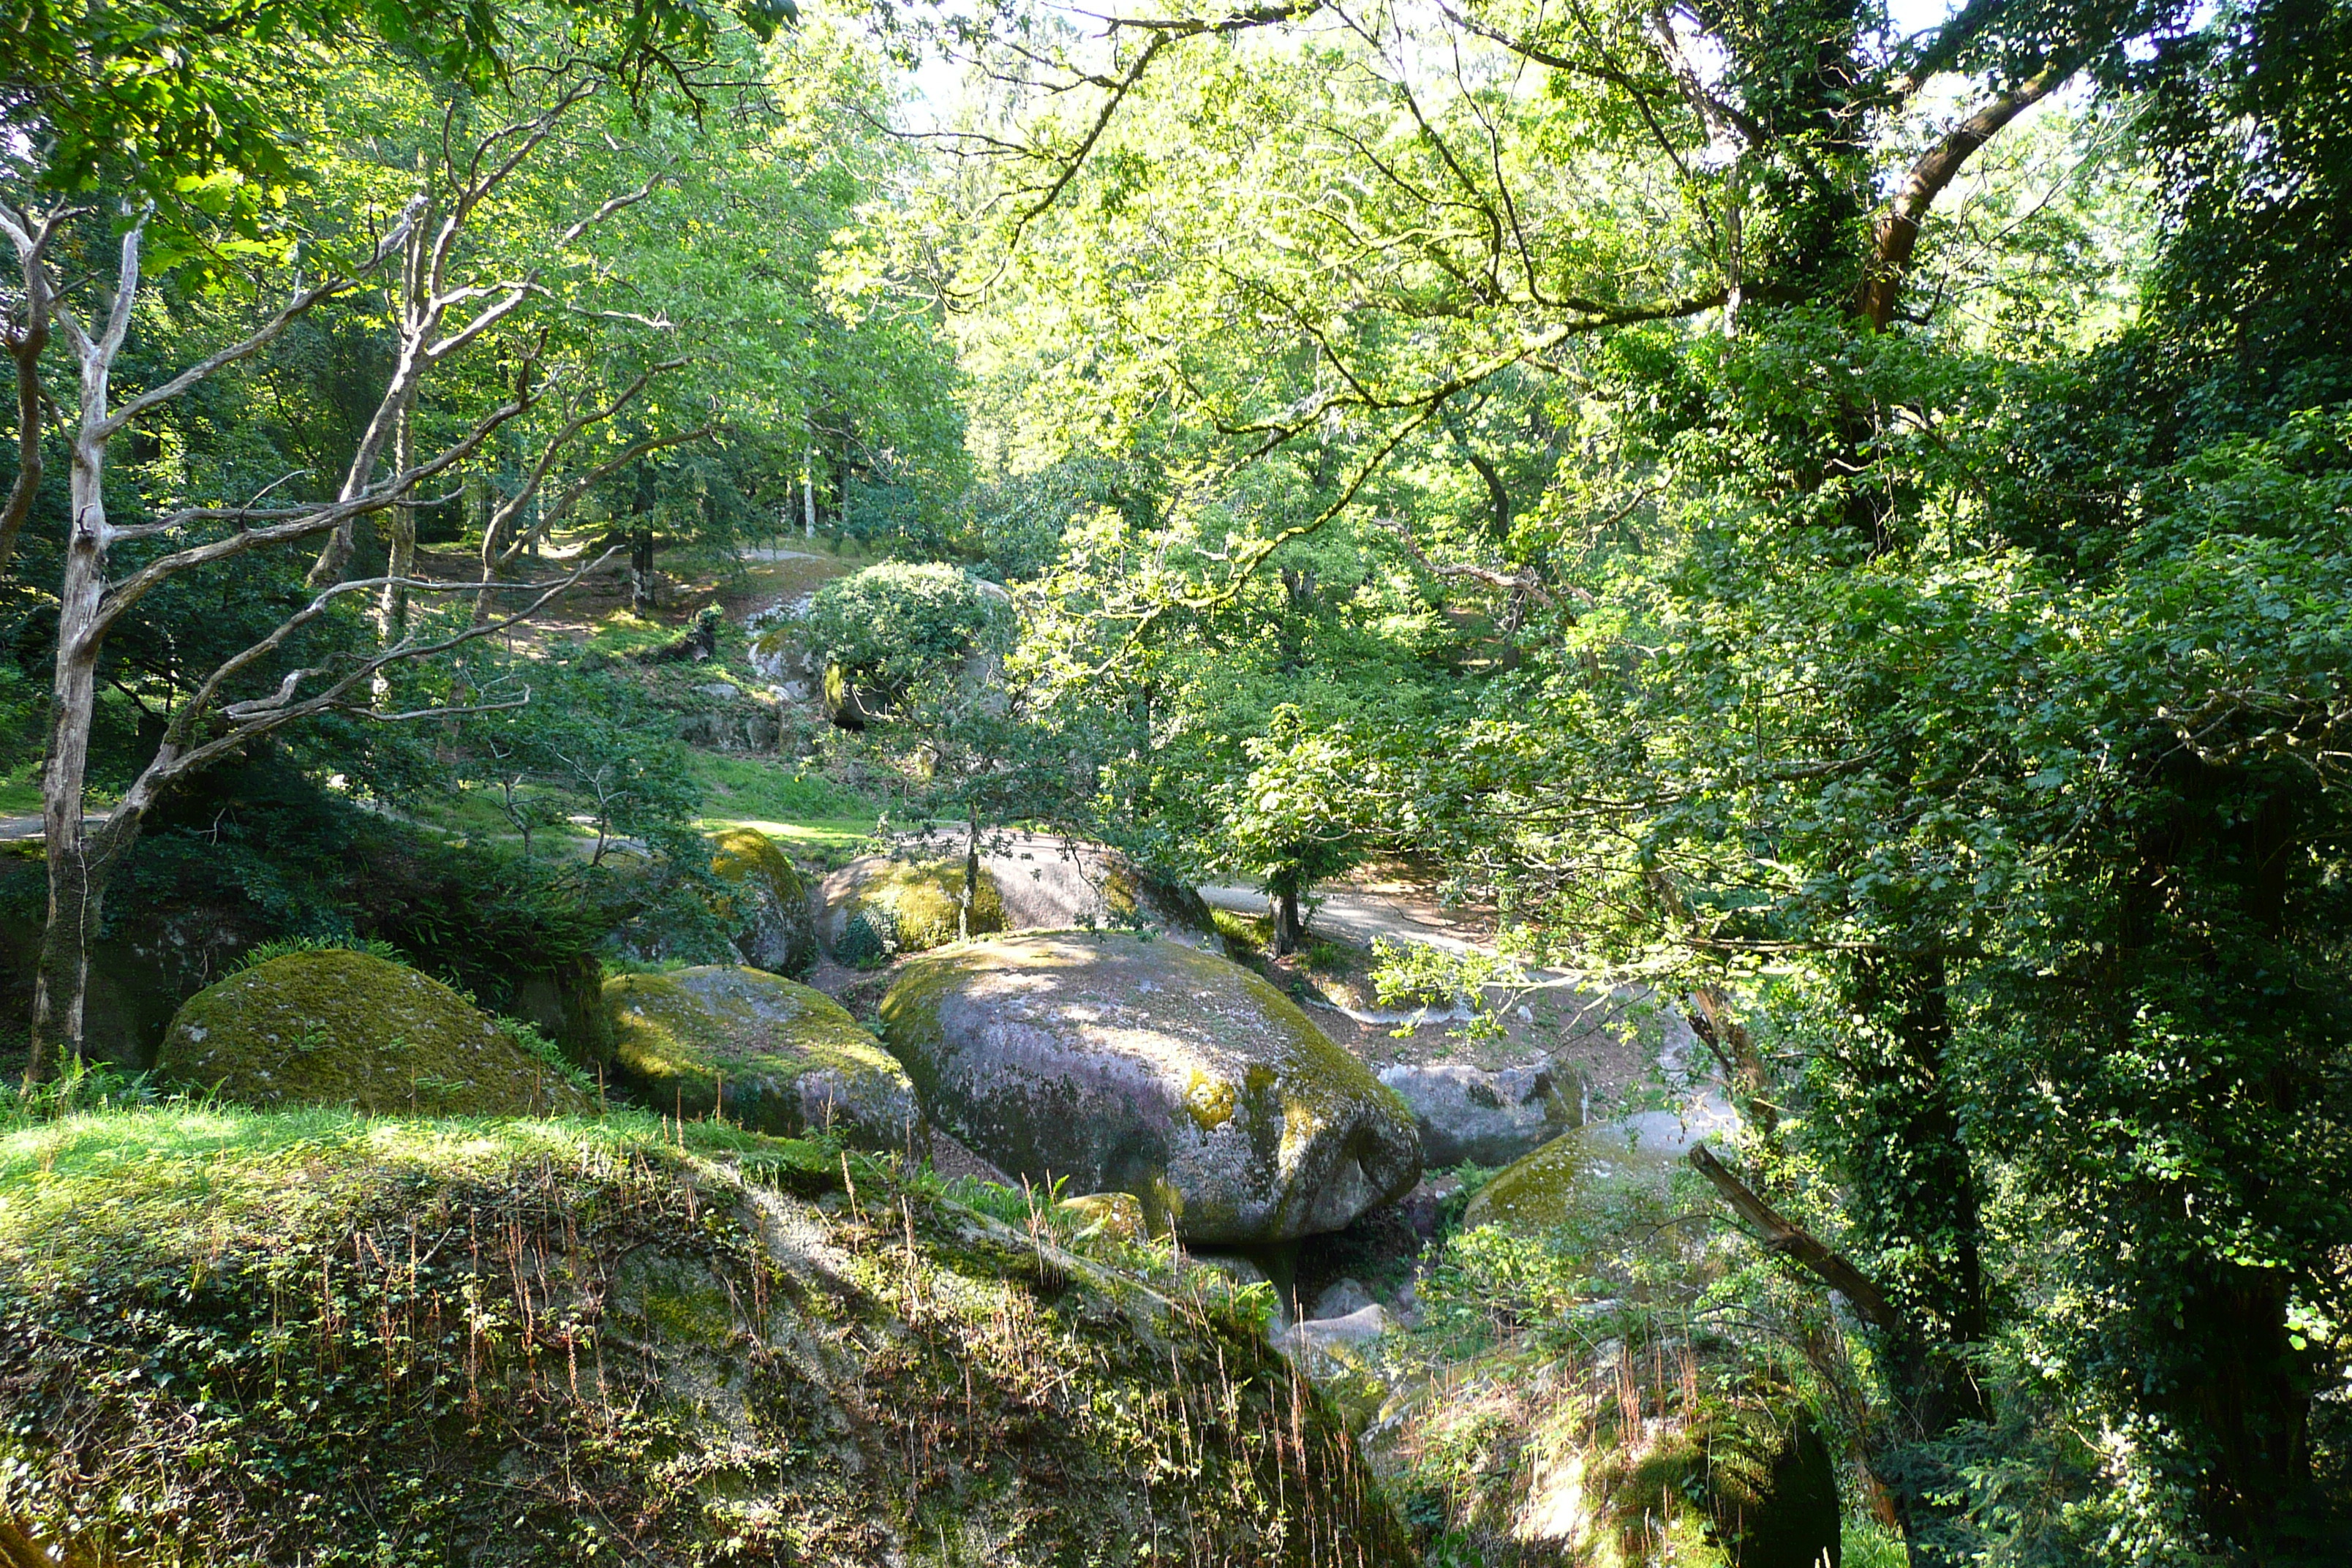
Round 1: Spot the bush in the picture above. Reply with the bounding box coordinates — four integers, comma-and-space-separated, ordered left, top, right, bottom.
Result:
804, 563, 1013, 696
836, 907, 898, 969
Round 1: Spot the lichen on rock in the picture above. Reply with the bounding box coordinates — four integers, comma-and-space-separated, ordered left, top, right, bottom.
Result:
606, 964, 917, 1146
878, 932, 1421, 1245
155, 949, 592, 1115
706, 826, 818, 974
819, 853, 1006, 960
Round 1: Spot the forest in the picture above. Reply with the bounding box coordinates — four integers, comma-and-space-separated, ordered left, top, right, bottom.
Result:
0, 0, 2345, 1563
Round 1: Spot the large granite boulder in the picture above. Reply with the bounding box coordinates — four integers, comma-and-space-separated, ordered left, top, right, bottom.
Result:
818, 854, 1006, 965
962, 831, 1212, 935
707, 826, 817, 974
158, 948, 592, 1115
1462, 1100, 1739, 1234
1376, 1058, 1583, 1167
606, 965, 916, 1147
878, 932, 1421, 1243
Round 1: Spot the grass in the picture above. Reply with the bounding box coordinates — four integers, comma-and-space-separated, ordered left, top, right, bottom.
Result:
1845, 1518, 1914, 1567
0, 766, 38, 817
688, 751, 878, 849
0, 1099, 1411, 1566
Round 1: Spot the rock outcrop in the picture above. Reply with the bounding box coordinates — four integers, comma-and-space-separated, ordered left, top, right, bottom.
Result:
606, 965, 916, 1146
818, 854, 1007, 965
1376, 1058, 1583, 1166
157, 947, 591, 1115
959, 831, 1212, 935
1461, 1100, 1739, 1235
0, 1109, 1415, 1565
878, 932, 1421, 1244
707, 826, 818, 974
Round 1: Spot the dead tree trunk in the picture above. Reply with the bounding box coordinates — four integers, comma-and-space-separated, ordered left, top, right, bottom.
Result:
3, 157, 667, 1076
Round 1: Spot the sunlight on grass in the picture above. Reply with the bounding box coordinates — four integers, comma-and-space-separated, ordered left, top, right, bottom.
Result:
0, 1105, 785, 1249
698, 815, 878, 850
687, 752, 877, 849
0, 772, 39, 817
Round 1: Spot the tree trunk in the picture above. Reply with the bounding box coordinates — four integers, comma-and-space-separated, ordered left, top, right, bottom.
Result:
0, 271, 49, 582
961, 802, 980, 941
802, 463, 815, 538
1845, 951, 1989, 1566
27, 409, 115, 1080
630, 524, 656, 613
1270, 877, 1305, 956
377, 402, 415, 644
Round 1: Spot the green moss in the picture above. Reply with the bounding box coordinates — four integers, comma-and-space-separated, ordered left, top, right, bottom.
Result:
1460, 1123, 1685, 1236
829, 856, 1006, 956
0, 1106, 1415, 1566
606, 965, 914, 1143
155, 950, 592, 1116
706, 824, 817, 973
709, 825, 808, 912
1185, 1070, 1236, 1131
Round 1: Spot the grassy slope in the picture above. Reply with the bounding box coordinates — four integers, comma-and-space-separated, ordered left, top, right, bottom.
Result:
0, 1105, 1411, 1567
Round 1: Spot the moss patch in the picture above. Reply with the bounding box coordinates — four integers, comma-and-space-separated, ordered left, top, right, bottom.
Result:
0, 1107, 1413, 1566
155, 950, 591, 1116
1460, 1121, 1686, 1236
607, 965, 915, 1145
706, 825, 818, 973
823, 855, 1006, 957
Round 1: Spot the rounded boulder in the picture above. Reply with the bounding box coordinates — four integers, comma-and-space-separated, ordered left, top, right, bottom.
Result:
158, 949, 591, 1116
878, 932, 1421, 1244
1462, 1100, 1739, 1235
819, 854, 1006, 965
969, 831, 1212, 935
708, 826, 818, 974
606, 965, 917, 1147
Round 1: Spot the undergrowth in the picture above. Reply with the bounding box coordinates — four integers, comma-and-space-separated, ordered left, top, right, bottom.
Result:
0, 1107, 1411, 1566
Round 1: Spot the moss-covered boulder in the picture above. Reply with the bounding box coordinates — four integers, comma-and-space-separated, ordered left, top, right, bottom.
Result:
606, 965, 917, 1146
0, 1109, 1414, 1565
1463, 1104, 1739, 1235
156, 949, 591, 1115
879, 932, 1422, 1245
707, 826, 818, 974
819, 853, 1006, 964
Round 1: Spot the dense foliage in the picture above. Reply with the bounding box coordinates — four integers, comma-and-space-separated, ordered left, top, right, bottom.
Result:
4, 0, 2348, 1561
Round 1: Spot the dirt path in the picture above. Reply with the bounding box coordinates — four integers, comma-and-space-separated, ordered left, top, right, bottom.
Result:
1197, 882, 1492, 958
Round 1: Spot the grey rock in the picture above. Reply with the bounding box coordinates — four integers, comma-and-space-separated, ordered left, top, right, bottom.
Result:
899, 829, 1212, 936
1311, 1278, 1377, 1321
879, 932, 1421, 1245
1377, 1059, 1583, 1166
1286, 1304, 1392, 1356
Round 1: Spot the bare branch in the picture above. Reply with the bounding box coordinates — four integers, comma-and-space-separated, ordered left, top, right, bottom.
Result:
123, 547, 621, 813
88, 376, 537, 644
99, 211, 413, 440
1690, 1143, 1899, 1331
0, 205, 78, 578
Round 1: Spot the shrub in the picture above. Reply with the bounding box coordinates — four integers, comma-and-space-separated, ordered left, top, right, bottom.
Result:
804, 563, 1013, 696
